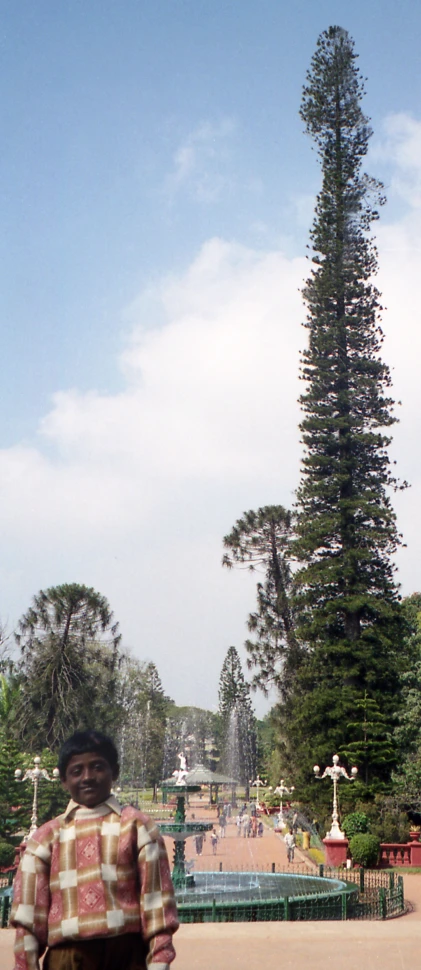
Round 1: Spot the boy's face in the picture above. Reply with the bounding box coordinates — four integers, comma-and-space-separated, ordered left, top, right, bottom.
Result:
62, 752, 119, 808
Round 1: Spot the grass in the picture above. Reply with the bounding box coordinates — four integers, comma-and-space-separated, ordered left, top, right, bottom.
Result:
308, 847, 325, 865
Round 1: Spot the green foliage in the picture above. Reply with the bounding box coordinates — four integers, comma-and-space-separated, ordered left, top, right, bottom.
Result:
342, 811, 370, 838
284, 26, 405, 787
218, 646, 257, 787
164, 705, 220, 777
256, 713, 285, 786
15, 583, 122, 750
119, 658, 173, 790
223, 507, 300, 697
349, 833, 380, 867
391, 594, 421, 810
357, 795, 410, 844
0, 841, 16, 867
262, 790, 280, 808
340, 694, 397, 787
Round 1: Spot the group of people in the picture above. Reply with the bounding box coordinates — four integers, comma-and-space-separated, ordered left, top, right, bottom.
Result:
236, 808, 264, 838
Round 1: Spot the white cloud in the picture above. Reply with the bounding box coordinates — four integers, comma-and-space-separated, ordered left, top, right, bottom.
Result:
2, 115, 421, 711
165, 119, 237, 203
373, 113, 421, 207
0, 239, 305, 711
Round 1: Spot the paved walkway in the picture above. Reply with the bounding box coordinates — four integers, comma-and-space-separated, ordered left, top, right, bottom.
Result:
3, 810, 421, 969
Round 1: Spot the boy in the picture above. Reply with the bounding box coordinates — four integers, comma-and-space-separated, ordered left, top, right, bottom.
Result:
11, 730, 179, 970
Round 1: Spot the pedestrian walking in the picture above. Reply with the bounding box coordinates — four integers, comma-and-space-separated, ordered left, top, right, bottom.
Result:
284, 827, 296, 863
211, 830, 218, 855
258, 821, 264, 838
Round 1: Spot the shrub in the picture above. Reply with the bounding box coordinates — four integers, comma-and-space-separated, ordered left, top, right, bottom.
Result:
262, 792, 280, 808
349, 833, 380, 868
342, 812, 370, 838
355, 797, 410, 844
0, 841, 16, 868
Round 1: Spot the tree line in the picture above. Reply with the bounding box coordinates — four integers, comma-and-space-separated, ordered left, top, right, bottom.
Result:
0, 583, 258, 846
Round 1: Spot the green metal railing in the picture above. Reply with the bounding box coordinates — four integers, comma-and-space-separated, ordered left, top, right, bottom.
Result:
0, 864, 405, 927
176, 865, 405, 923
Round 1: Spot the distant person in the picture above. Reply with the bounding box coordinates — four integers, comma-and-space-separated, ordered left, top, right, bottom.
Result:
241, 814, 249, 838
11, 729, 178, 970
258, 821, 264, 838
292, 811, 299, 834
285, 827, 296, 863
211, 830, 218, 855
219, 813, 227, 838
251, 815, 258, 838
195, 833, 205, 855
236, 814, 242, 837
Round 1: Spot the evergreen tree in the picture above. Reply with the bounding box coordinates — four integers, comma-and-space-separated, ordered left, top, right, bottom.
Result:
391, 594, 421, 809
119, 658, 173, 794
218, 646, 257, 789
15, 584, 122, 750
223, 507, 300, 696
162, 706, 220, 777
288, 26, 405, 784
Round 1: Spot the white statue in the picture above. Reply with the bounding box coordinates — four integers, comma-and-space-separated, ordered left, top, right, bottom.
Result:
172, 751, 188, 786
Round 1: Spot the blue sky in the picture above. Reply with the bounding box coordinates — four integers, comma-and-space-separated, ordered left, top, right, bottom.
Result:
1, 0, 421, 713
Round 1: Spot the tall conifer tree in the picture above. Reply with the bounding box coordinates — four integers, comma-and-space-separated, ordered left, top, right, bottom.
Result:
218, 646, 257, 787
289, 27, 405, 784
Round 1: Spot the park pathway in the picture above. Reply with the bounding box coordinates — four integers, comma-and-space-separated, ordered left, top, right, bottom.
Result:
2, 812, 421, 969
163, 806, 300, 873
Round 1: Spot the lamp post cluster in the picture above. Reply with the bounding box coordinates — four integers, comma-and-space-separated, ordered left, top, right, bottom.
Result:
313, 754, 357, 839
249, 775, 266, 809
274, 779, 295, 828
15, 756, 60, 838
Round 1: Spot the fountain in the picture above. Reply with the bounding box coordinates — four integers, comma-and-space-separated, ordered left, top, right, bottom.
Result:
159, 754, 213, 889
158, 755, 361, 921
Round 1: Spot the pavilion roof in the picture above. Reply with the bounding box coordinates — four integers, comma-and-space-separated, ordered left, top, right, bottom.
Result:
161, 764, 240, 786
185, 764, 240, 786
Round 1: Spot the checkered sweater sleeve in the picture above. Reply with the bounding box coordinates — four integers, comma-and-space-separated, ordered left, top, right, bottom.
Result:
136, 815, 179, 969
11, 825, 52, 970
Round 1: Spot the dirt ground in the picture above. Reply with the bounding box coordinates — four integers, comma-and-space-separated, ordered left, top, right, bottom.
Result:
3, 809, 421, 970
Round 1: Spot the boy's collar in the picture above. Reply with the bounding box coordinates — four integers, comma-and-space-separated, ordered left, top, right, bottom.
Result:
63, 793, 122, 819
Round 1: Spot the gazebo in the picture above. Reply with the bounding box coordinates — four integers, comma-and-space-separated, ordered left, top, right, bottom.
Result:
178, 764, 241, 806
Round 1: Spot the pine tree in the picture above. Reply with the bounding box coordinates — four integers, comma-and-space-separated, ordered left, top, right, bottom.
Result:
223, 507, 300, 696
119, 658, 172, 793
15, 584, 122, 750
218, 646, 257, 789
289, 26, 406, 784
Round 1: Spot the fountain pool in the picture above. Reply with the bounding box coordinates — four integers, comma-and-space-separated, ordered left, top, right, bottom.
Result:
176, 870, 358, 922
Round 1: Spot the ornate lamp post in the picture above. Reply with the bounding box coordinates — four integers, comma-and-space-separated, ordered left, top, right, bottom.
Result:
249, 775, 266, 810
274, 779, 295, 828
15, 757, 60, 838
313, 755, 357, 839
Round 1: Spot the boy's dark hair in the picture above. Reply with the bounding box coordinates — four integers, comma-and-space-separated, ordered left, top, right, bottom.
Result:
58, 730, 119, 780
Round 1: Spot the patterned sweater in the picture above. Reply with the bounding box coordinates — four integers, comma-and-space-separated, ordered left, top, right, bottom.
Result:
11, 796, 179, 970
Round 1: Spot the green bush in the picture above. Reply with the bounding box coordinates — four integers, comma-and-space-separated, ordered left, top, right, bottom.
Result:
342, 812, 370, 838
349, 833, 380, 868
0, 841, 16, 868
